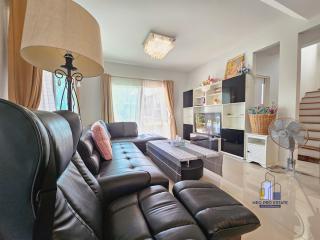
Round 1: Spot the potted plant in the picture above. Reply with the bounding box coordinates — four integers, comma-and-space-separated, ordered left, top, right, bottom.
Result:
248, 104, 278, 135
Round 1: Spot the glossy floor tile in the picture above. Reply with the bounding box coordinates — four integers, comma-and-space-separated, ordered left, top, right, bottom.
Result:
199, 156, 320, 240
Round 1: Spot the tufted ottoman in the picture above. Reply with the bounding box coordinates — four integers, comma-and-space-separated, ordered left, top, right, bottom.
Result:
173, 181, 260, 240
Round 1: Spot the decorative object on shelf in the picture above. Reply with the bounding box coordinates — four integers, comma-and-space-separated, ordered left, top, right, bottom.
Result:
201, 75, 220, 86
248, 104, 278, 135
201, 84, 210, 92
224, 54, 245, 79
237, 64, 250, 75
20, 0, 104, 112
143, 32, 175, 60
269, 118, 308, 174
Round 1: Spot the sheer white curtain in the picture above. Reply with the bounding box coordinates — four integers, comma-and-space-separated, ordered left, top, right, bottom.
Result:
139, 80, 170, 138
38, 71, 56, 111
112, 77, 142, 122
112, 78, 170, 138
0, 0, 9, 99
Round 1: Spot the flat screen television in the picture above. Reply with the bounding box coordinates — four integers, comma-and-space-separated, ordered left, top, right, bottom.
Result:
183, 90, 193, 108
222, 74, 245, 103
194, 112, 221, 136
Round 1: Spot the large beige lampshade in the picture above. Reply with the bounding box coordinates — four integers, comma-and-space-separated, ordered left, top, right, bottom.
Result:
20, 0, 104, 77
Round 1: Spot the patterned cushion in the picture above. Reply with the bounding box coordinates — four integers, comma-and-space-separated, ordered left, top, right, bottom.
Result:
91, 122, 112, 160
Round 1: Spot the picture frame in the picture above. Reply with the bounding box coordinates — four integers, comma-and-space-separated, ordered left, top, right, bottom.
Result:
224, 54, 245, 79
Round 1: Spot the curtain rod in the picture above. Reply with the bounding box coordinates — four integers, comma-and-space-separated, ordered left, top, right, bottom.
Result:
111, 75, 162, 82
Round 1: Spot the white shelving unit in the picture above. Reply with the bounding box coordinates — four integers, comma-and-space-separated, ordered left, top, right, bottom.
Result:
193, 82, 222, 107
222, 102, 246, 130
245, 133, 278, 168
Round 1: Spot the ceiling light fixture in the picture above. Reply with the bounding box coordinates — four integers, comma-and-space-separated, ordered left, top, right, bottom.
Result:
143, 32, 175, 60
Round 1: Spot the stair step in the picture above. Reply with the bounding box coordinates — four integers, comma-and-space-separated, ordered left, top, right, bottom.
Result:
298, 154, 320, 164
299, 116, 320, 123
299, 109, 320, 115
301, 97, 320, 103
306, 137, 320, 141
300, 145, 320, 151
298, 147, 320, 159
306, 90, 320, 93
300, 102, 320, 109
305, 90, 320, 98
301, 124, 320, 133
304, 130, 320, 139
302, 139, 320, 148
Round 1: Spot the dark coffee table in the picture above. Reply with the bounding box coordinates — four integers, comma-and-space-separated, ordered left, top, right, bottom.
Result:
147, 140, 221, 182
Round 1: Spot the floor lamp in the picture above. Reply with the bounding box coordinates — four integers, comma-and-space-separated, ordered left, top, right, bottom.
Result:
20, 0, 104, 112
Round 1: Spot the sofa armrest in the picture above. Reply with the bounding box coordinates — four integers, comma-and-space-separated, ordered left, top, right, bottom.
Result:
99, 171, 151, 204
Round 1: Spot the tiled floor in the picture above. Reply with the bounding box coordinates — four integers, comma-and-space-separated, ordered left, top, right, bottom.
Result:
169, 155, 320, 240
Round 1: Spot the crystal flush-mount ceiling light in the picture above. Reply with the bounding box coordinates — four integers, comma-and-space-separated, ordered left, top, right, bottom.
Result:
143, 32, 175, 60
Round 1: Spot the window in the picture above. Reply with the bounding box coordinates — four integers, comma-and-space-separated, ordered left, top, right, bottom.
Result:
112, 78, 142, 122
38, 71, 79, 112
38, 71, 56, 111
112, 77, 170, 138
54, 75, 79, 113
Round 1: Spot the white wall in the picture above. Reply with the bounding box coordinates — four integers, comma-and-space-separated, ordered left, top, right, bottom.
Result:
79, 61, 188, 136
300, 43, 320, 97
185, 15, 320, 166
254, 45, 280, 105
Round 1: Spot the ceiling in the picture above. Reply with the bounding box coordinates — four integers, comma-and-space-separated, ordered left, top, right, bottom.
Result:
75, 0, 320, 72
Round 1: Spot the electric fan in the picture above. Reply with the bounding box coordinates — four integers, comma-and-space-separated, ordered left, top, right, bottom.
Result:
268, 118, 309, 173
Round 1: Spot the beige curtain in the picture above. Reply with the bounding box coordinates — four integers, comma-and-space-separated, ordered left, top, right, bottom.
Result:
163, 80, 177, 138
101, 73, 114, 123
0, 0, 9, 99
8, 0, 42, 109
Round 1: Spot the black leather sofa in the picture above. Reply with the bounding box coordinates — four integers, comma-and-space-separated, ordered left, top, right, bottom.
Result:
78, 121, 169, 188
106, 122, 167, 153
0, 99, 260, 240
0, 100, 206, 240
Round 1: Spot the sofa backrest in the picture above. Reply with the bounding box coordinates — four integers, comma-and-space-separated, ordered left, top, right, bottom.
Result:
107, 122, 138, 139
0, 99, 51, 240
33, 110, 104, 240
0, 99, 103, 240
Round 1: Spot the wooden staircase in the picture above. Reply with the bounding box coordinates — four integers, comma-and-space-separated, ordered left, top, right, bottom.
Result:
298, 89, 320, 164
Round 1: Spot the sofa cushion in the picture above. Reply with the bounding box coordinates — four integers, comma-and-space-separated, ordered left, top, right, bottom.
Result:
105, 186, 206, 240
98, 142, 169, 188
107, 122, 138, 138
78, 129, 101, 175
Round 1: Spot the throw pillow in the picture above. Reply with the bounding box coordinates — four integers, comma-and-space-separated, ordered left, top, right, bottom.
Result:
91, 121, 112, 160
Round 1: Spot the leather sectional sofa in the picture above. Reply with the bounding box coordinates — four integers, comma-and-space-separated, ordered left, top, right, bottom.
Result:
78, 121, 169, 189
0, 99, 260, 240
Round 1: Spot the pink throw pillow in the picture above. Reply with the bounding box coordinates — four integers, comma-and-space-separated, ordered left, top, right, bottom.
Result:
91, 121, 112, 160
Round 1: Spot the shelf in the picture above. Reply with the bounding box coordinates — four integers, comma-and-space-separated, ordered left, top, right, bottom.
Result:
222, 102, 245, 105
193, 104, 222, 107
207, 93, 221, 96
194, 96, 205, 99
225, 115, 245, 118
210, 82, 222, 86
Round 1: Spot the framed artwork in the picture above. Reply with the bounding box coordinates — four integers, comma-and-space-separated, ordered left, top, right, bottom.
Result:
224, 54, 245, 79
